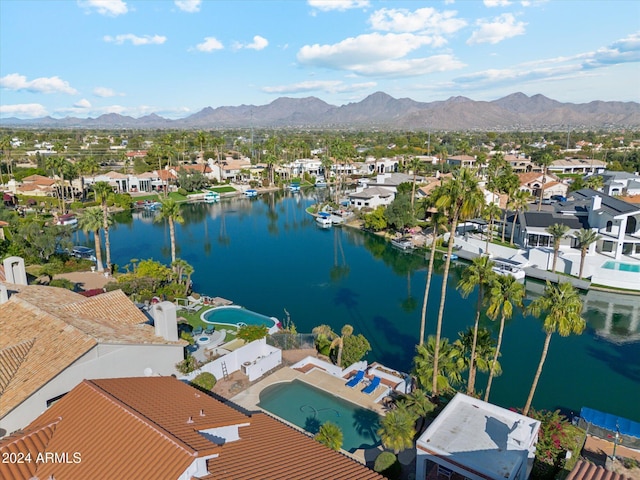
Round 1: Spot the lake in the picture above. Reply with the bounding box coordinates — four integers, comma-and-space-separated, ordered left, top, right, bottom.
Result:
75, 190, 640, 422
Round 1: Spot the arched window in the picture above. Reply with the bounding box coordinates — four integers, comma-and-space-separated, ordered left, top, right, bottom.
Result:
626, 216, 637, 234
606, 221, 613, 232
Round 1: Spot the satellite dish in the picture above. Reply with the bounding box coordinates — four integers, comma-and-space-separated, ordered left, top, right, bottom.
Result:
144, 367, 153, 377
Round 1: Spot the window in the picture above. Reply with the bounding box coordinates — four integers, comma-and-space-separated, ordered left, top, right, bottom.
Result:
602, 241, 614, 253
606, 221, 613, 233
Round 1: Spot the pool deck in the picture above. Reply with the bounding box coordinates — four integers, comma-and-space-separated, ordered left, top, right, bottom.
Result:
231, 366, 387, 463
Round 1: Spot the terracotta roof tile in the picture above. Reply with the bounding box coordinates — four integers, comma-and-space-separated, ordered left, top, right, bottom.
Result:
0, 418, 60, 480
566, 459, 632, 480
0, 285, 184, 419
1, 377, 384, 480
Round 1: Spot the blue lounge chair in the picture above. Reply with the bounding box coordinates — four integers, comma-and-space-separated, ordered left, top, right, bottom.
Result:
204, 325, 215, 335
345, 370, 365, 388
362, 376, 380, 395
192, 326, 203, 336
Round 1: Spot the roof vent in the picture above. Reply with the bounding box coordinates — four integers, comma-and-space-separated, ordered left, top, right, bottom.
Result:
200, 409, 205, 417
187, 416, 194, 424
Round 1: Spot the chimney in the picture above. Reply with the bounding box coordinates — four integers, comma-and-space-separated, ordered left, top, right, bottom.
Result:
151, 301, 179, 341
592, 195, 602, 211
3, 256, 27, 285
0, 284, 8, 304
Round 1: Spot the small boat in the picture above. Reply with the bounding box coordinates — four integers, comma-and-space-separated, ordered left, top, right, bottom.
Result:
391, 236, 414, 251
244, 189, 258, 198
55, 214, 78, 226
71, 246, 97, 262
443, 253, 459, 261
315, 177, 327, 187
288, 183, 301, 192
491, 257, 527, 281
204, 191, 220, 203
315, 212, 332, 228
143, 201, 162, 211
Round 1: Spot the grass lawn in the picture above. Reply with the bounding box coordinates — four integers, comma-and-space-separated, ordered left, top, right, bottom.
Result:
132, 193, 161, 201
210, 185, 237, 193
557, 425, 586, 478
176, 305, 238, 340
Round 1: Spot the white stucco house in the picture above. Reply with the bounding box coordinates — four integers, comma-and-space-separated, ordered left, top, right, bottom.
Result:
549, 158, 606, 175
599, 170, 640, 197
415, 393, 540, 480
0, 260, 186, 437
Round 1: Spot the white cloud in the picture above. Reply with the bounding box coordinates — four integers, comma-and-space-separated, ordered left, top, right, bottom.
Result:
74, 99, 92, 108
467, 13, 526, 45
308, 0, 369, 12
369, 7, 467, 36
103, 34, 166, 46
0, 103, 48, 118
195, 37, 224, 52
0, 73, 78, 94
78, 0, 128, 16
174, 0, 201, 13
484, 0, 511, 7
93, 86, 123, 97
262, 80, 376, 94
246, 35, 269, 51
297, 33, 463, 76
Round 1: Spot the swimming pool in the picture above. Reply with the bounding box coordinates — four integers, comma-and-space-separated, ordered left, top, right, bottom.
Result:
258, 379, 381, 453
201, 306, 279, 328
602, 261, 640, 273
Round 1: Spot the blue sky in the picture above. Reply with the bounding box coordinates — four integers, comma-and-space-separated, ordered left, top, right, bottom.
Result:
1, 0, 639, 119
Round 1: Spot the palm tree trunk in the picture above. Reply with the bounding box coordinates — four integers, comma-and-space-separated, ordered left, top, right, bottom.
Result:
169, 217, 176, 263
102, 203, 111, 271
501, 211, 508, 243
411, 172, 417, 210
552, 245, 559, 273
579, 250, 586, 279
523, 332, 552, 416
419, 233, 438, 346
485, 218, 491, 254
509, 210, 518, 245
432, 215, 457, 395
484, 314, 506, 402
93, 230, 104, 272
467, 289, 482, 395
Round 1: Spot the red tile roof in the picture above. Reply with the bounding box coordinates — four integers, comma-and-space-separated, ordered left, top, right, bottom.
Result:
0, 377, 385, 480
566, 460, 632, 480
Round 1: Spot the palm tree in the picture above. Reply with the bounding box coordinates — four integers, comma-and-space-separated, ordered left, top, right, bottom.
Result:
585, 175, 604, 191
430, 168, 484, 395
330, 324, 353, 368
523, 282, 585, 416
534, 153, 554, 212
482, 202, 502, 255
0, 136, 12, 183
509, 189, 530, 245
154, 197, 184, 263
408, 157, 423, 210
457, 256, 496, 395
46, 153, 68, 214
314, 421, 343, 451
78, 207, 104, 272
573, 229, 601, 279
413, 336, 464, 395
378, 408, 416, 454
93, 181, 114, 271
398, 389, 435, 433
484, 275, 525, 402
546, 223, 570, 273
419, 209, 448, 346
452, 327, 501, 396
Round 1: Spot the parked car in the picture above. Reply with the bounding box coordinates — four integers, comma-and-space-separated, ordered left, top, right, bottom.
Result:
541, 198, 553, 205
550, 195, 567, 202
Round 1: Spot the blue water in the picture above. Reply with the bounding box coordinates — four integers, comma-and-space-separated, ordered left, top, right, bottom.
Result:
602, 261, 640, 273
202, 306, 277, 327
258, 379, 381, 452
74, 190, 640, 422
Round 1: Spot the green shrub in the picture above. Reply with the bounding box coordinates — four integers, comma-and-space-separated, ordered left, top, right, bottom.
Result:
374, 451, 401, 479
178, 187, 188, 197
69, 201, 84, 210
191, 372, 217, 391
176, 356, 200, 375
237, 324, 268, 342
48, 278, 76, 290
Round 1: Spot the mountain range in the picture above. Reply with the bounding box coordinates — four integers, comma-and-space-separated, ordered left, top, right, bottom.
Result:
2, 92, 639, 131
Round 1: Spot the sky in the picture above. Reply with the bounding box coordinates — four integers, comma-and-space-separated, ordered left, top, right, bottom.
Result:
1, 0, 639, 120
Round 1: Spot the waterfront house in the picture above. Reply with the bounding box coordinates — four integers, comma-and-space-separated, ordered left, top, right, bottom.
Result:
446, 154, 477, 168
415, 393, 540, 480
15, 174, 56, 197
517, 172, 569, 200
548, 158, 606, 175
0, 269, 185, 437
348, 172, 421, 209
599, 170, 640, 196
0, 376, 384, 480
